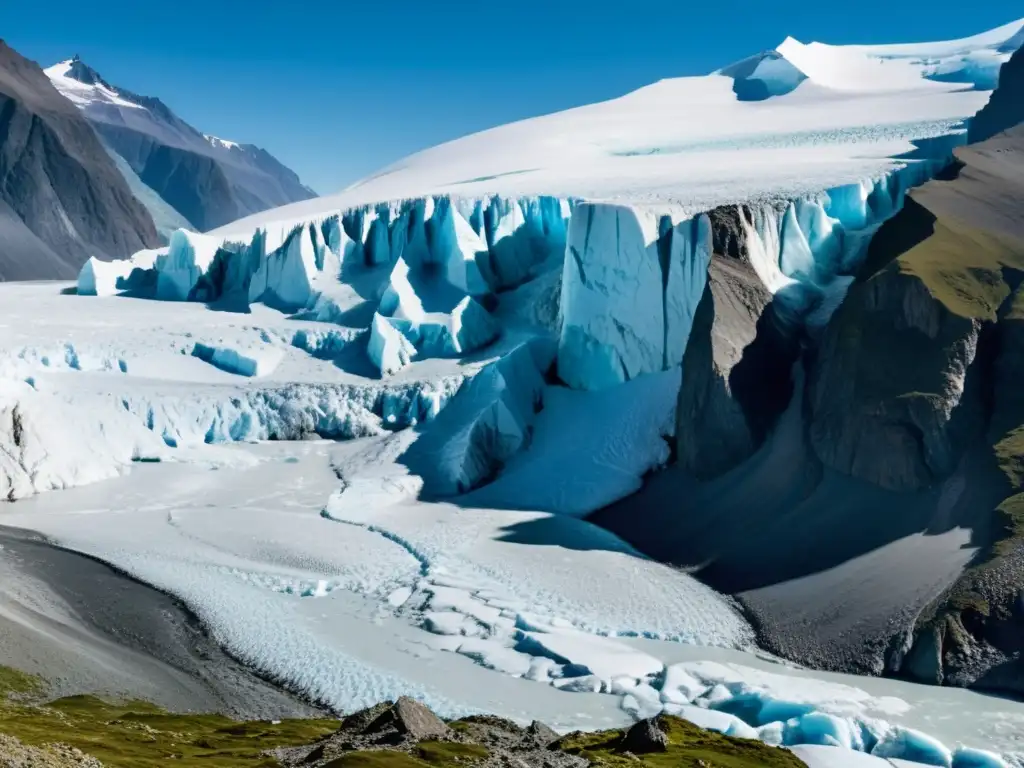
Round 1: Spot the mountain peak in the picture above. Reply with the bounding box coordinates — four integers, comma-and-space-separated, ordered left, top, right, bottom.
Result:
62, 56, 112, 90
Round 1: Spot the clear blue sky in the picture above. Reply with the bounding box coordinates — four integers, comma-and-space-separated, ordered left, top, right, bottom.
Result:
2, 1, 1020, 194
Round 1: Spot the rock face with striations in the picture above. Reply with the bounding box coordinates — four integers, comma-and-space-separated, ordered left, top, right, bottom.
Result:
675, 205, 799, 479
968, 40, 1024, 144
0, 41, 159, 280
806, 43, 1024, 690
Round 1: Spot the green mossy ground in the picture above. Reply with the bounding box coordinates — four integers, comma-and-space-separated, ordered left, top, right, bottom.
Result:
322, 741, 489, 768
0, 668, 337, 767
896, 219, 1024, 322
556, 716, 806, 768
0, 669, 812, 768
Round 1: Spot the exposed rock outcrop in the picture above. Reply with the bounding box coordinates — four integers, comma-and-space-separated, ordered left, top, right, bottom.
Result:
969, 41, 1024, 144
675, 205, 798, 479
0, 42, 159, 279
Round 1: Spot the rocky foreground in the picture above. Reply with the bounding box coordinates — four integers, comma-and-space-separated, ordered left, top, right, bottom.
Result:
0, 665, 803, 768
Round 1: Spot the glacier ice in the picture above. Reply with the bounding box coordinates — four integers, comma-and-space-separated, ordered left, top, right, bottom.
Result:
399, 338, 554, 496
368, 312, 418, 376
191, 341, 284, 378
77, 256, 136, 297
719, 50, 809, 101
952, 747, 1011, 768
0, 382, 166, 500
557, 205, 711, 391
155, 229, 222, 301
873, 727, 953, 766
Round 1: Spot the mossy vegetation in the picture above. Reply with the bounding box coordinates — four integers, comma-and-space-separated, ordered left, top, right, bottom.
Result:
897, 219, 1024, 321
557, 716, 806, 768
324, 753, 429, 768
324, 741, 490, 767
0, 669, 337, 767
0, 666, 45, 698
414, 740, 488, 763
993, 493, 1024, 559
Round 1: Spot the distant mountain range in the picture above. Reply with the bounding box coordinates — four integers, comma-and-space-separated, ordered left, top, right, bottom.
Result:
45, 56, 317, 235
0, 43, 316, 280
0, 41, 158, 280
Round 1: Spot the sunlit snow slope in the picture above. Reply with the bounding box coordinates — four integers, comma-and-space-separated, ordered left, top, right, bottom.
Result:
218, 17, 1023, 229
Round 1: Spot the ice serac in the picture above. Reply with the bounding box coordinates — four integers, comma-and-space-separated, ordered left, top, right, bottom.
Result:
400, 338, 555, 496
77, 256, 136, 297
154, 229, 221, 301
368, 312, 417, 377
246, 223, 318, 309
557, 204, 711, 391
476, 196, 573, 292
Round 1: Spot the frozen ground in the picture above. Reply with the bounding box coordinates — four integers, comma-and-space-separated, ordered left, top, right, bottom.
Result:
2, 440, 1022, 767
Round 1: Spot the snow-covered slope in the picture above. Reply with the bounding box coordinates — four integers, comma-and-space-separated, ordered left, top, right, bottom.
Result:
44, 57, 317, 233
217, 17, 1022, 232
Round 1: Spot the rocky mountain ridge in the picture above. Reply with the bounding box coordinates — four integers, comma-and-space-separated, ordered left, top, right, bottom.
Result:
46, 55, 317, 233
0, 41, 159, 279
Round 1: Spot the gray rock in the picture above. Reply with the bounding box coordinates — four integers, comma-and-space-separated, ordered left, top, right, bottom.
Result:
676, 204, 798, 479
969, 43, 1024, 143
363, 697, 449, 742
620, 718, 668, 754
527, 720, 560, 747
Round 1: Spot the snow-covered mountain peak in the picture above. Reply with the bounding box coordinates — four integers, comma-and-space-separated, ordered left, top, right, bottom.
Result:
63, 55, 111, 88
42, 56, 317, 231
45, 57, 142, 111
204, 134, 240, 151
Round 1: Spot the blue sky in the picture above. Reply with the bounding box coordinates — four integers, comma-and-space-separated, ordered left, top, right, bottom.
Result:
3, 1, 1020, 194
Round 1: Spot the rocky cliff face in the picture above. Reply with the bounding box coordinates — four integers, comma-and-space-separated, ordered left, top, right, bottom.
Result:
807, 208, 986, 492
676, 205, 798, 479
597, 42, 1024, 696
969, 41, 1024, 144
0, 42, 159, 280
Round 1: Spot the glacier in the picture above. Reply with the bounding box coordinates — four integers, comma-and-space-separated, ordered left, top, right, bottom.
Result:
4, 14, 1024, 768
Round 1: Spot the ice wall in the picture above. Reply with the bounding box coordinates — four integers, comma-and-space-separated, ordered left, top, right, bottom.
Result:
556, 151, 961, 391
557, 206, 712, 391
77, 193, 573, 380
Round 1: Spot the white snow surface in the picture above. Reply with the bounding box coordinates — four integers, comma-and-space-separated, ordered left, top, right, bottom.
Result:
213, 18, 1021, 236
3, 437, 1023, 766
